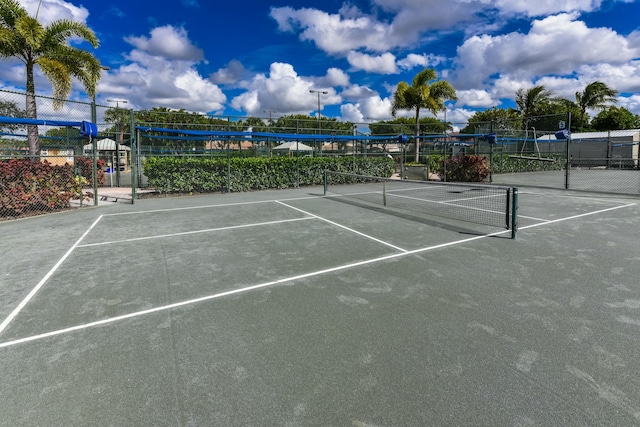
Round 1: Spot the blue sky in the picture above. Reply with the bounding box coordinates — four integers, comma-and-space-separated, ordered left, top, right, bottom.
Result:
3, 0, 640, 125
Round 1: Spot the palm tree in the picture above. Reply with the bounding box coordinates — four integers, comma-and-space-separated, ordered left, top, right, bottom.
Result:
575, 81, 618, 130
391, 68, 457, 162
0, 0, 102, 156
515, 85, 555, 129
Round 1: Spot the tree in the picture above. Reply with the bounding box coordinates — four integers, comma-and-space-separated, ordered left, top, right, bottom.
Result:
575, 81, 618, 130
391, 68, 457, 161
591, 106, 640, 131
515, 85, 555, 129
0, 0, 102, 156
370, 117, 444, 136
459, 107, 521, 135
0, 99, 26, 133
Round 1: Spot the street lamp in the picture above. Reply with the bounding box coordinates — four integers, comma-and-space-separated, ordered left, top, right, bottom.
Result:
309, 89, 328, 133
106, 99, 128, 108
263, 110, 277, 121
310, 89, 328, 154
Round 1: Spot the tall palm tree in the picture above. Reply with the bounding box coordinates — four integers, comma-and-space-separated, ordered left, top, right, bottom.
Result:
515, 85, 554, 130
391, 68, 457, 162
575, 81, 618, 130
0, 0, 102, 156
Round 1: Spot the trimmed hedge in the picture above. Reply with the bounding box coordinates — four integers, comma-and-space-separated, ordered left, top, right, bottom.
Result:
143, 156, 396, 194
490, 154, 565, 173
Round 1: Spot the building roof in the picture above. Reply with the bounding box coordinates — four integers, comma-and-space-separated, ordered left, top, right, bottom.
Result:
537, 129, 640, 141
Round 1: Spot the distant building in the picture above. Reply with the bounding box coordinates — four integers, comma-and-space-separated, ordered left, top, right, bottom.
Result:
536, 129, 639, 167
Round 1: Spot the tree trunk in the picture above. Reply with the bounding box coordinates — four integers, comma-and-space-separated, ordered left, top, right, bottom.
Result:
25, 62, 39, 159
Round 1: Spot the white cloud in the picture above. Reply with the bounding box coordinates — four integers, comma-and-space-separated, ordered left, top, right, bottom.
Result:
85, 25, 225, 112
397, 53, 446, 70
347, 52, 398, 74
270, 6, 396, 54
125, 26, 204, 61
321, 68, 351, 87
340, 104, 365, 122
231, 62, 341, 116
455, 90, 497, 108
618, 94, 640, 115
17, 0, 89, 25
494, 0, 604, 17
453, 13, 640, 89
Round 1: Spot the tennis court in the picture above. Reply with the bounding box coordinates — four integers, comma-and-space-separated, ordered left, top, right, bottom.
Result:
1, 182, 639, 426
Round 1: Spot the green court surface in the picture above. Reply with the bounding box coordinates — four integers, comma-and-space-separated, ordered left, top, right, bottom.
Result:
1, 184, 639, 426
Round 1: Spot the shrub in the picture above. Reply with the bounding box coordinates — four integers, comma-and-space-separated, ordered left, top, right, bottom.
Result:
0, 159, 75, 218
75, 156, 106, 185
143, 155, 395, 194
439, 154, 489, 182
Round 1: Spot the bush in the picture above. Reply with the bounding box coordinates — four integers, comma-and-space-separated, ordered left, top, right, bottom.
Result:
143, 155, 395, 194
0, 159, 75, 218
75, 156, 106, 185
439, 154, 489, 182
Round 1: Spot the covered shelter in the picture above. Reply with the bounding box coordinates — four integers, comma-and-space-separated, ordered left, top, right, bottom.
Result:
272, 141, 314, 155
84, 138, 131, 171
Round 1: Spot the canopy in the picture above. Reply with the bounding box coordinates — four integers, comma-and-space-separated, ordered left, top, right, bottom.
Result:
83, 138, 130, 151
272, 141, 314, 151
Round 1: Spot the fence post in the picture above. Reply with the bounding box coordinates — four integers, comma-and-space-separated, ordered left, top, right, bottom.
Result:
564, 112, 571, 189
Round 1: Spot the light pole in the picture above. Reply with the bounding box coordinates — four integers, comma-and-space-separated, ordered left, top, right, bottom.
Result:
309, 89, 328, 132
107, 99, 128, 109
263, 110, 277, 124
310, 90, 327, 154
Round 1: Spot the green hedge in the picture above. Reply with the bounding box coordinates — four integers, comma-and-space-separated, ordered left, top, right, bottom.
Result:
143, 156, 396, 194
489, 154, 565, 173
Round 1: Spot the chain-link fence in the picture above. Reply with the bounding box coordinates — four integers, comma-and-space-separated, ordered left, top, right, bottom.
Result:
2, 89, 639, 220
0, 90, 120, 220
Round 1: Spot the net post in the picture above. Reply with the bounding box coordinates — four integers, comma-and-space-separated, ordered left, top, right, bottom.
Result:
383, 180, 387, 206
511, 187, 518, 240
323, 169, 327, 195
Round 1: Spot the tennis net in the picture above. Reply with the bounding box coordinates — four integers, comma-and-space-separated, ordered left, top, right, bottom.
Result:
323, 171, 518, 238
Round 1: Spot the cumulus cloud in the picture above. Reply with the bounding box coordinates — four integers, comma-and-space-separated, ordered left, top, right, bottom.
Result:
455, 90, 497, 108
453, 13, 640, 89
231, 62, 341, 116
125, 26, 204, 61
493, 0, 605, 17
89, 26, 225, 112
397, 53, 446, 70
320, 68, 351, 87
347, 52, 398, 74
17, 0, 89, 25
270, 5, 399, 54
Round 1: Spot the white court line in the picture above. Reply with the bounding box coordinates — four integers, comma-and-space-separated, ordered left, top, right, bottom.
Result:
101, 195, 326, 218
0, 202, 635, 349
0, 215, 104, 336
102, 199, 278, 217
518, 202, 637, 231
0, 228, 508, 349
275, 201, 408, 253
78, 217, 314, 248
